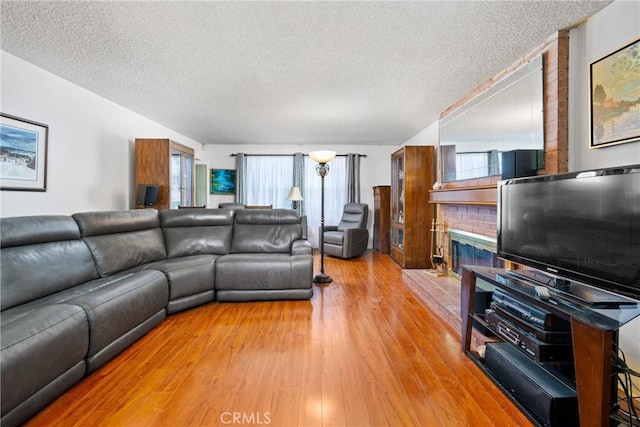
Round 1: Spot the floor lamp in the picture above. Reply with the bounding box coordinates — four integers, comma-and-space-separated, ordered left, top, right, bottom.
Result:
309, 150, 336, 284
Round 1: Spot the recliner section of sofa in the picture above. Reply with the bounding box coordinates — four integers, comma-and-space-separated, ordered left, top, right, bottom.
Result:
0, 215, 169, 427
156, 209, 234, 313
215, 209, 313, 302
71, 210, 172, 372
0, 207, 312, 427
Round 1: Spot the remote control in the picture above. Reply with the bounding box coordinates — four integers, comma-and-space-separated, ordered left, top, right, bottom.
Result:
535, 285, 551, 301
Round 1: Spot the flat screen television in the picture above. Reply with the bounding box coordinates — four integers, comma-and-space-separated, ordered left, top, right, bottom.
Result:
497, 164, 640, 303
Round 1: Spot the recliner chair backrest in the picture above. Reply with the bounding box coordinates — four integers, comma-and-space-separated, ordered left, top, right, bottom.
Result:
337, 203, 368, 230
0, 216, 100, 310
160, 208, 234, 257
72, 209, 167, 277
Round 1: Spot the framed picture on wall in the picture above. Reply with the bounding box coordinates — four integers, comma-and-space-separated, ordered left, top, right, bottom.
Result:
0, 113, 49, 191
210, 169, 236, 195
589, 38, 640, 148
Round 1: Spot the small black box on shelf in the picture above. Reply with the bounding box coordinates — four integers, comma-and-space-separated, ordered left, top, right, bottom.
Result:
485, 342, 578, 427
473, 280, 495, 335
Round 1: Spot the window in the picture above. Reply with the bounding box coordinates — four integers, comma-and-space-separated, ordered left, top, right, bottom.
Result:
241, 154, 348, 247
244, 156, 293, 208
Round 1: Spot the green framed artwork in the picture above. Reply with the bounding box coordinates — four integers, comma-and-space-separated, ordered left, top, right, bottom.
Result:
589, 38, 640, 148
210, 169, 236, 194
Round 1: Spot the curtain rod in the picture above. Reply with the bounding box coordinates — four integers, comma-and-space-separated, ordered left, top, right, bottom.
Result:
230, 153, 367, 157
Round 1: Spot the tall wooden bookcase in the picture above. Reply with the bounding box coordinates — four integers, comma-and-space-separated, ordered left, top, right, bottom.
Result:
134, 138, 195, 210
390, 146, 435, 268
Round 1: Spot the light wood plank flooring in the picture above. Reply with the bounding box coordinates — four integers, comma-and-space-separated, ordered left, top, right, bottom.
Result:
26, 251, 531, 427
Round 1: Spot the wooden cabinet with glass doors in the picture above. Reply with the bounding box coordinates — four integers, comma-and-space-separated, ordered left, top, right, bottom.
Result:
390, 146, 435, 268
135, 139, 195, 210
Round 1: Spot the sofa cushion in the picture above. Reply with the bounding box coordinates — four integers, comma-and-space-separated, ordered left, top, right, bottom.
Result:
145, 255, 217, 314
215, 253, 312, 292
323, 231, 344, 245
73, 210, 167, 277
231, 209, 302, 254
160, 209, 234, 257
1, 304, 89, 418
63, 271, 168, 370
11, 270, 169, 373
0, 215, 80, 248
0, 216, 99, 311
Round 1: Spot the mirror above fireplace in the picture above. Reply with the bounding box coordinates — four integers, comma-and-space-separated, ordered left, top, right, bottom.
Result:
439, 54, 544, 183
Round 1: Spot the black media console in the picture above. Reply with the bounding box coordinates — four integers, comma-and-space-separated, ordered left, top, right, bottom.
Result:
461, 266, 640, 427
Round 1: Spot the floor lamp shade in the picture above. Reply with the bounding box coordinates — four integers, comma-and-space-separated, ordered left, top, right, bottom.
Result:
309, 151, 337, 164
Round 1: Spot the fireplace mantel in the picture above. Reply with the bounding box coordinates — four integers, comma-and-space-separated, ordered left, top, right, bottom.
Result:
429, 185, 497, 205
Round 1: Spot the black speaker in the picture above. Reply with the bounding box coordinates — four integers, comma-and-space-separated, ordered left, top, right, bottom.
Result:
485, 342, 578, 426
136, 184, 159, 207
501, 149, 542, 179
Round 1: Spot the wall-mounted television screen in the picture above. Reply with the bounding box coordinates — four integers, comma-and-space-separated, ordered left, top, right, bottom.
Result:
497, 164, 640, 303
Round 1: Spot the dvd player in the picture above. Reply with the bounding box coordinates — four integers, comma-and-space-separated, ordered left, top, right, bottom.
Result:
485, 309, 574, 362
490, 303, 572, 344
492, 289, 570, 331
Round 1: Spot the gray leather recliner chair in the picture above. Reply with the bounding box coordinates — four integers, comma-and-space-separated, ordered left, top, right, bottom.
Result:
322, 203, 369, 259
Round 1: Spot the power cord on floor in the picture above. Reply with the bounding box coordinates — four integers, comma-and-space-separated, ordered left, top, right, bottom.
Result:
612, 343, 639, 426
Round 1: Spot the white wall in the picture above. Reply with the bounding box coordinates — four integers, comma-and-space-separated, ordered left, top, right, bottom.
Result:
401, 121, 439, 146
0, 51, 206, 217
568, 0, 640, 171
568, 0, 640, 386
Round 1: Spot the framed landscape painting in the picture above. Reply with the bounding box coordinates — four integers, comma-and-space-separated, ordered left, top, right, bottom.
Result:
589, 38, 640, 148
210, 169, 236, 195
0, 113, 49, 191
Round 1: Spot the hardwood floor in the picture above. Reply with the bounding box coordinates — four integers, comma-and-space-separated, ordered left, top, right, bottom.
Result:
27, 251, 531, 427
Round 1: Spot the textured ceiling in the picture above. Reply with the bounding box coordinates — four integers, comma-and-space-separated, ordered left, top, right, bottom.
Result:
1, 1, 612, 145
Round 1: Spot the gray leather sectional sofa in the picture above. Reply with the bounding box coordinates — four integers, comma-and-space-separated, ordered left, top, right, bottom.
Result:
0, 208, 312, 427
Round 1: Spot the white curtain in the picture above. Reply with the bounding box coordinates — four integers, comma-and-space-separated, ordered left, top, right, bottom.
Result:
304, 156, 347, 248
244, 156, 293, 208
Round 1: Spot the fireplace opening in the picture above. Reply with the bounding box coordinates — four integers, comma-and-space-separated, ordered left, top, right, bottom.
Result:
449, 229, 503, 276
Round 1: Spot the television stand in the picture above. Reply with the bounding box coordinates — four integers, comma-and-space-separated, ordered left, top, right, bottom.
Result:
461, 266, 640, 427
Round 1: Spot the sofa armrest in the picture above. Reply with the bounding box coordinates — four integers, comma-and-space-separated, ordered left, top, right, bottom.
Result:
342, 228, 369, 244
292, 239, 312, 256
341, 228, 369, 257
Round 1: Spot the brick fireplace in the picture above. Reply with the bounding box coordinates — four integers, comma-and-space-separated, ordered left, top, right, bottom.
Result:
435, 204, 498, 273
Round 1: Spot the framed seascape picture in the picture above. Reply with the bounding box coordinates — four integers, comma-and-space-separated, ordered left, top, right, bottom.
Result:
589, 38, 640, 148
210, 169, 236, 195
1, 114, 49, 191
